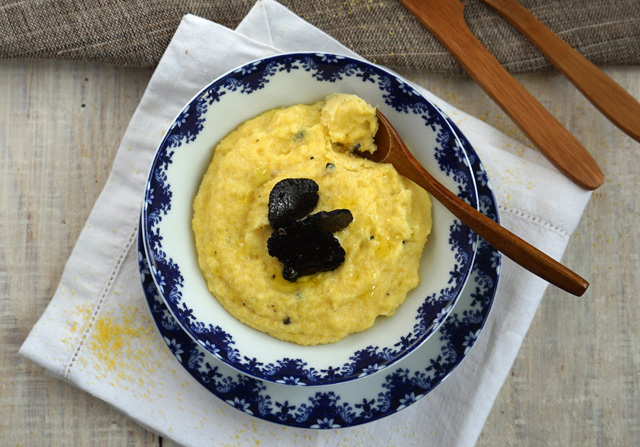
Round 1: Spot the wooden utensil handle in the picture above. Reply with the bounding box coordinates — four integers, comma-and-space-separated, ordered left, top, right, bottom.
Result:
402, 149, 589, 297
399, 0, 604, 190
480, 0, 640, 142
374, 110, 589, 296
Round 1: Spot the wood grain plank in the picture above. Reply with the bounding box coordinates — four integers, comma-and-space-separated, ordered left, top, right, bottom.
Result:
0, 58, 158, 447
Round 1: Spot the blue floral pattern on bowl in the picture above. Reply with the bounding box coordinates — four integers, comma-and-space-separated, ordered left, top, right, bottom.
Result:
142, 53, 479, 386
137, 125, 500, 428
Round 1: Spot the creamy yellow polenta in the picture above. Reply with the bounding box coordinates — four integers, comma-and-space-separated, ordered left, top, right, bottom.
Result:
192, 94, 432, 345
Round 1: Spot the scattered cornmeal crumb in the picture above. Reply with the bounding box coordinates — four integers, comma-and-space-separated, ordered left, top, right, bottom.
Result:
84, 305, 164, 387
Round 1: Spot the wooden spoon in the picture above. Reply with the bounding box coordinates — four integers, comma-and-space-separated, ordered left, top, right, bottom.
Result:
398, 0, 604, 191
364, 110, 589, 296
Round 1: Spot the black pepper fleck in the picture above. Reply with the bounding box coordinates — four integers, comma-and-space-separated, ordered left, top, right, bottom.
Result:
293, 130, 305, 141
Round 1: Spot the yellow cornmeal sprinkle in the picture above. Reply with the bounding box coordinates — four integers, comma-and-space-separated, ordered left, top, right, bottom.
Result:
85, 305, 157, 376
90, 316, 126, 371
68, 302, 93, 334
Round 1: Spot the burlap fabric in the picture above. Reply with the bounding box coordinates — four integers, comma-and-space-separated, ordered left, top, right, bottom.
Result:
1, 0, 639, 74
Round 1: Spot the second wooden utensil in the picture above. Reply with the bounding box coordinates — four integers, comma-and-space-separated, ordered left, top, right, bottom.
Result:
399, 0, 605, 191
479, 0, 640, 143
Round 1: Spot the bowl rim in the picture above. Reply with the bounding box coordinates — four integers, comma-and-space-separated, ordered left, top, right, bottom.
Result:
141, 51, 480, 386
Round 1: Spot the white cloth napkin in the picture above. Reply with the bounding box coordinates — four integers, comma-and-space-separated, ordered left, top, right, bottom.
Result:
20, 1, 592, 446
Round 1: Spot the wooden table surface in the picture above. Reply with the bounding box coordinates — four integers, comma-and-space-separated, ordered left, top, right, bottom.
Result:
1, 58, 638, 446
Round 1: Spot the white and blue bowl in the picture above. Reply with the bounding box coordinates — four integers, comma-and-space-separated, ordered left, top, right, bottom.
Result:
141, 52, 479, 386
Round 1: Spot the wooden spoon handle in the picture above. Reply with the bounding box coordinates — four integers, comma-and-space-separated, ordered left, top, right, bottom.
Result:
422, 165, 588, 296
479, 0, 640, 142
375, 111, 589, 296
399, 0, 604, 190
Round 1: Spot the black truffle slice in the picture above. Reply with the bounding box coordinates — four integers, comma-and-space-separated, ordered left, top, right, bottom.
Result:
267, 224, 346, 282
268, 178, 319, 229
299, 209, 353, 233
